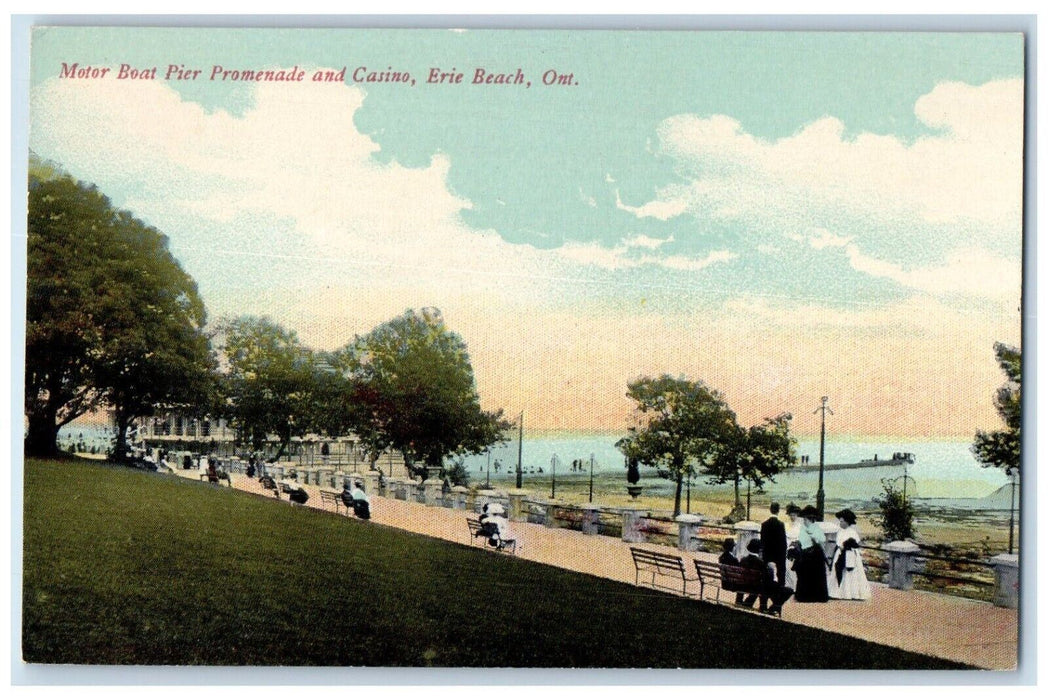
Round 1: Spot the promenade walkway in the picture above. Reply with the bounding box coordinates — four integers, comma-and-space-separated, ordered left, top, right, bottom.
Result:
191, 471, 1018, 670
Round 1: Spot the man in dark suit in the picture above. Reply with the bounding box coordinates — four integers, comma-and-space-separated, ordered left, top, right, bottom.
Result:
761, 502, 788, 586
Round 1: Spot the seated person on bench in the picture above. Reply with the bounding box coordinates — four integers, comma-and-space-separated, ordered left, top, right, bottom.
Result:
350, 481, 371, 520
718, 538, 747, 606
479, 503, 514, 550
739, 539, 794, 615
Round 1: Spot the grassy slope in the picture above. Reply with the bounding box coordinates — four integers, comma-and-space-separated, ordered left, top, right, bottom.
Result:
22, 458, 967, 669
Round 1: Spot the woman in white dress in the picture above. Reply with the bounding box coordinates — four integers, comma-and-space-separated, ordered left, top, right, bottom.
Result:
828, 508, 872, 600
783, 503, 801, 591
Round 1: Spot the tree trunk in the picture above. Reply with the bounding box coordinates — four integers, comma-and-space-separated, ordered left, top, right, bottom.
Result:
24, 409, 61, 457
673, 474, 684, 517
113, 413, 131, 462
733, 472, 741, 507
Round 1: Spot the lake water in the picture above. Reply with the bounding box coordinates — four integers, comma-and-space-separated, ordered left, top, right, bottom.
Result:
461, 432, 1012, 509
59, 423, 1010, 510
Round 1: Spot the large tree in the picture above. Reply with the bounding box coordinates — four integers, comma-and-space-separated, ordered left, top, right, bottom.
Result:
972, 342, 1021, 475
343, 308, 511, 478
705, 413, 796, 520
616, 375, 737, 517
25, 166, 213, 457
218, 316, 318, 461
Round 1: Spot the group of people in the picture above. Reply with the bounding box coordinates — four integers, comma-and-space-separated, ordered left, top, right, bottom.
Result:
783, 503, 872, 603
718, 501, 872, 615
340, 480, 372, 520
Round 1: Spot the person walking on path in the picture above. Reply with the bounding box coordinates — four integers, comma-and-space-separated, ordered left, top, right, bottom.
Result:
794, 505, 830, 603
761, 502, 788, 586
828, 508, 872, 601
783, 502, 802, 591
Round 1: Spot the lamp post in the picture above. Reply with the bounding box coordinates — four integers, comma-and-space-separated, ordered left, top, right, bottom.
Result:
516, 411, 524, 489
485, 449, 491, 489
814, 396, 833, 521
551, 453, 558, 499
588, 453, 594, 503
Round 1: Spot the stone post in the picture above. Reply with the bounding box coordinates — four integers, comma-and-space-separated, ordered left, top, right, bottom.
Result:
884, 541, 921, 590
272, 465, 285, 480
403, 479, 417, 502
319, 469, 334, 488
450, 486, 469, 510
543, 500, 561, 528
363, 470, 381, 496
507, 489, 529, 522
422, 478, 443, 506
734, 521, 761, 555
991, 553, 1019, 609
621, 510, 644, 543
676, 514, 705, 552
581, 505, 601, 535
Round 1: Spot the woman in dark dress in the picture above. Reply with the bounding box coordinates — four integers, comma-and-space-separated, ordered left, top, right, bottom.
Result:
793, 505, 830, 602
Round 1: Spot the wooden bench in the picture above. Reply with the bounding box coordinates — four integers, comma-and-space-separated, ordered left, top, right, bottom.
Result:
198, 471, 231, 487
693, 559, 783, 616
629, 547, 698, 597
320, 489, 348, 514
466, 516, 488, 545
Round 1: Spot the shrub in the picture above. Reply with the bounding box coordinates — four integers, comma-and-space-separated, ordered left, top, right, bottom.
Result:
874, 479, 916, 541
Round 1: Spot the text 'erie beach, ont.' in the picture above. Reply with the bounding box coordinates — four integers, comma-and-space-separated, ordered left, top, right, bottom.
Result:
58, 63, 579, 88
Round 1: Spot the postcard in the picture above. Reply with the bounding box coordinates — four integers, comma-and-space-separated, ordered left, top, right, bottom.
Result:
19, 24, 1025, 677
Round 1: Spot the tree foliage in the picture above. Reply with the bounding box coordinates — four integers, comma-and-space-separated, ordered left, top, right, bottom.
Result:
25, 165, 214, 457
706, 413, 796, 519
218, 316, 317, 461
616, 375, 737, 517
342, 308, 511, 478
972, 342, 1021, 475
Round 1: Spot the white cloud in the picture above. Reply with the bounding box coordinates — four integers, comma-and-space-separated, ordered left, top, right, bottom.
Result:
807, 229, 852, 250
622, 79, 1023, 255
623, 234, 673, 250
614, 189, 689, 221
554, 240, 734, 272
845, 245, 1020, 303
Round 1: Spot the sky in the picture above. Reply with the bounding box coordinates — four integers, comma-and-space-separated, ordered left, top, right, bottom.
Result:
26, 28, 1024, 436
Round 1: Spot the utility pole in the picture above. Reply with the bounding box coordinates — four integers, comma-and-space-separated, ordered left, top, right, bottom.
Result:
1008, 469, 1017, 554
551, 453, 557, 499
814, 396, 833, 521
516, 411, 524, 489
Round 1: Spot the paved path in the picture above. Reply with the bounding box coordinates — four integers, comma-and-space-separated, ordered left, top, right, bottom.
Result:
187, 471, 1018, 670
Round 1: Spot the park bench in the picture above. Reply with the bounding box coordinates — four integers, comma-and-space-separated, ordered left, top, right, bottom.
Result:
629, 547, 698, 597
693, 559, 782, 616
320, 489, 349, 515
466, 516, 516, 554
198, 471, 231, 487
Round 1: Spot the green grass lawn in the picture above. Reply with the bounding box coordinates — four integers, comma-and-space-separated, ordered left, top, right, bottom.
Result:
22, 457, 968, 668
